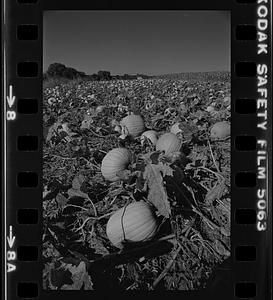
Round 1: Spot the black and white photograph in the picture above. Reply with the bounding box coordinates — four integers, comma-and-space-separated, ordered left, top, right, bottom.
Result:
42, 10, 231, 290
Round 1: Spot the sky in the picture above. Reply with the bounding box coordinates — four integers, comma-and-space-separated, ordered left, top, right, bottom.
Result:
43, 11, 230, 76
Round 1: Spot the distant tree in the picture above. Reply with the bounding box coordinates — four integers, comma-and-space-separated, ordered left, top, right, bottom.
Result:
123, 74, 130, 80
45, 63, 87, 79
63, 67, 78, 79
97, 71, 111, 81
46, 63, 67, 77
78, 71, 87, 77
88, 74, 99, 81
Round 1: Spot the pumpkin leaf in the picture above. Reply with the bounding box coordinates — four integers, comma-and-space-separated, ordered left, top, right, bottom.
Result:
116, 169, 131, 181
51, 221, 66, 230
214, 239, 230, 257
205, 182, 225, 204
220, 227, 230, 237
81, 115, 93, 130
87, 235, 109, 256
72, 174, 86, 190
179, 122, 199, 140
143, 163, 173, 217
67, 188, 88, 200
46, 121, 61, 143
51, 268, 73, 288
60, 261, 94, 290
56, 193, 69, 210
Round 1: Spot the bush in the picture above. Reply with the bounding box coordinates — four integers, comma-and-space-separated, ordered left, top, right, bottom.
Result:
44, 63, 87, 80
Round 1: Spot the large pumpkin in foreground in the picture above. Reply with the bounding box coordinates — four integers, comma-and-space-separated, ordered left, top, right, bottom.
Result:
210, 121, 230, 139
106, 201, 159, 248
120, 114, 145, 137
156, 132, 181, 155
101, 148, 131, 182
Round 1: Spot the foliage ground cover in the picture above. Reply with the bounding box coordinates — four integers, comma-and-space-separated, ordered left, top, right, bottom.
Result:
43, 73, 231, 290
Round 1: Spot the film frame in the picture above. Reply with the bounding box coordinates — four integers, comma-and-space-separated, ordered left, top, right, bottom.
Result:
1, 0, 272, 299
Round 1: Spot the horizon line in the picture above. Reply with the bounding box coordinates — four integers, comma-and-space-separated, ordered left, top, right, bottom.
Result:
43, 63, 231, 77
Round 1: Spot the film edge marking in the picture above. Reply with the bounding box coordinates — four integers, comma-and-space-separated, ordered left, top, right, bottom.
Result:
7, 226, 17, 273
6, 85, 16, 121
256, 0, 269, 233
257, 0, 269, 55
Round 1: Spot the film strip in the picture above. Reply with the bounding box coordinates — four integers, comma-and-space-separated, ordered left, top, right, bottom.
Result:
1, 0, 272, 299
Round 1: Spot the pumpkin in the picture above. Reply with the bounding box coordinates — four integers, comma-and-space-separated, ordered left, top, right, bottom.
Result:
140, 130, 158, 146
156, 132, 181, 155
210, 121, 230, 139
114, 125, 121, 133
206, 106, 215, 113
96, 105, 105, 113
106, 201, 158, 248
170, 123, 183, 135
101, 148, 131, 182
120, 114, 145, 137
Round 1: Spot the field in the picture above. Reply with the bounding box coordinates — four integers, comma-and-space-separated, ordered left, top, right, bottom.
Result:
43, 72, 231, 290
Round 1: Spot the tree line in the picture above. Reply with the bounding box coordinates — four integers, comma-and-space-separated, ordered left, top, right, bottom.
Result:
43, 63, 151, 81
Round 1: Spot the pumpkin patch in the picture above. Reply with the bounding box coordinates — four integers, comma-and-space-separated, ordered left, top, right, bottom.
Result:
43, 72, 230, 290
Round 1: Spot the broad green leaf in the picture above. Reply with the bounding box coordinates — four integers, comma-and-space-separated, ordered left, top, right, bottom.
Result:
72, 174, 86, 190
61, 261, 93, 290
143, 163, 173, 217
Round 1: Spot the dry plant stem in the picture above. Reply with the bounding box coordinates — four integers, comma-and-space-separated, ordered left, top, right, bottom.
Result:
110, 195, 118, 205
74, 218, 93, 232
152, 244, 182, 288
189, 188, 199, 207
194, 238, 220, 259
211, 136, 231, 142
126, 282, 137, 290
188, 226, 221, 259
63, 204, 89, 211
75, 212, 114, 232
49, 154, 100, 171
90, 124, 109, 134
89, 128, 109, 138
176, 238, 193, 261
173, 224, 196, 261
89, 224, 94, 237
47, 227, 59, 245
79, 157, 100, 170
215, 198, 230, 213
207, 139, 220, 173
85, 195, 98, 217
158, 233, 175, 242
51, 154, 75, 160
199, 182, 210, 192
192, 206, 220, 230
199, 166, 224, 180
